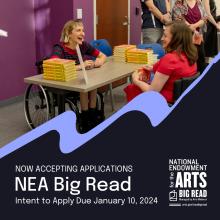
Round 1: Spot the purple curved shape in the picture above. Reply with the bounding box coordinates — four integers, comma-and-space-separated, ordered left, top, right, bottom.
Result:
0, 53, 220, 159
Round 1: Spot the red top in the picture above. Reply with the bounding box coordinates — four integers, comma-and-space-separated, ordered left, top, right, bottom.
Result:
153, 51, 197, 103
51, 42, 100, 64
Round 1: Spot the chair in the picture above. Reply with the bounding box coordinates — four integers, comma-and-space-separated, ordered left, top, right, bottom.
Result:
24, 58, 104, 131
173, 72, 200, 103
137, 43, 165, 59
90, 39, 112, 57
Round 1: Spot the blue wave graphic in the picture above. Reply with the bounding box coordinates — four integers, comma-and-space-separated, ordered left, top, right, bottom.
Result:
1, 53, 220, 159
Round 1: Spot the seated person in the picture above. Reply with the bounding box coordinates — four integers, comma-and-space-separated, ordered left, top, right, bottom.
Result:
125, 21, 198, 104
51, 19, 106, 132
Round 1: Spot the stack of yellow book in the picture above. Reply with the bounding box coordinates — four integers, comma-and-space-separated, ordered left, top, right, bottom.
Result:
113, 45, 136, 62
43, 58, 77, 81
126, 48, 158, 64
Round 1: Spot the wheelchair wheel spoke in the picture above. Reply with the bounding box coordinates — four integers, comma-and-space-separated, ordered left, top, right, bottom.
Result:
24, 84, 50, 129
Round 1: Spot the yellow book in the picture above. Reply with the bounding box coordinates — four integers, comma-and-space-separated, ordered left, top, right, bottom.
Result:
43, 58, 77, 82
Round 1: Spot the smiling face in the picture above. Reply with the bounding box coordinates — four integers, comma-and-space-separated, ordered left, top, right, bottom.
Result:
161, 26, 172, 49
68, 24, 85, 45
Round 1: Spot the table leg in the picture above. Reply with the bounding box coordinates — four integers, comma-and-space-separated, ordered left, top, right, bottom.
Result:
109, 83, 115, 112
57, 94, 65, 114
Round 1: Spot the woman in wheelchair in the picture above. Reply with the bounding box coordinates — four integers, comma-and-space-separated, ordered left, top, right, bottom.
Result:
51, 19, 106, 132
125, 21, 198, 104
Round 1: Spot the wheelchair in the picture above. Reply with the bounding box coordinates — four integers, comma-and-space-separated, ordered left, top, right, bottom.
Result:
24, 59, 105, 131
90, 39, 113, 57
173, 72, 200, 103
167, 72, 200, 106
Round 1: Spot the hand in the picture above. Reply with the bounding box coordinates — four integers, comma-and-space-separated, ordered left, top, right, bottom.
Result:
137, 66, 151, 82
189, 24, 196, 32
216, 23, 220, 32
94, 58, 103, 68
139, 73, 148, 82
132, 70, 141, 84
84, 60, 95, 70
193, 30, 200, 35
142, 65, 153, 72
161, 13, 172, 24
192, 31, 203, 45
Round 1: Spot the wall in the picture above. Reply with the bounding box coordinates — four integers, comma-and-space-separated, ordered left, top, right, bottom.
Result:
0, 0, 36, 101
73, 0, 141, 44
0, 0, 141, 101
34, 0, 74, 60
73, 0, 94, 42
34, 0, 141, 59
130, 0, 142, 44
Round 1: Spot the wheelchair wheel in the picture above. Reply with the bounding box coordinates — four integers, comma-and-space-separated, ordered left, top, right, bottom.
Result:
65, 97, 80, 118
24, 84, 54, 129
65, 97, 80, 131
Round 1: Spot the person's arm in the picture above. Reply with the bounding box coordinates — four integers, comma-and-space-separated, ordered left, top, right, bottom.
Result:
75, 52, 106, 70
145, 0, 171, 24
76, 60, 96, 71
94, 51, 106, 68
189, 20, 205, 31
203, 0, 220, 30
165, 0, 171, 14
132, 70, 169, 92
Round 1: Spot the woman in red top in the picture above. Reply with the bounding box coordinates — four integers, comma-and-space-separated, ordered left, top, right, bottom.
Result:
126, 21, 197, 103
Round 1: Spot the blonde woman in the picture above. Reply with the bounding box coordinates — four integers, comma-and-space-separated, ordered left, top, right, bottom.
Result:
51, 19, 106, 133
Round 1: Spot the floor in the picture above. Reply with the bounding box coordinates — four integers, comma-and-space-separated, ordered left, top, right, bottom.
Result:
0, 85, 127, 148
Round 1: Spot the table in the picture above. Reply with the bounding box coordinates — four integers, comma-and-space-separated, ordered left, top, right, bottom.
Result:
24, 58, 143, 113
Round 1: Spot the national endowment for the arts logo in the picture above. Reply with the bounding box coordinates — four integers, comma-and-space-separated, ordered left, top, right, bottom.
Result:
168, 159, 207, 207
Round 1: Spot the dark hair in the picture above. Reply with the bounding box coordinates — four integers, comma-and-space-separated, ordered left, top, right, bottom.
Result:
165, 21, 198, 65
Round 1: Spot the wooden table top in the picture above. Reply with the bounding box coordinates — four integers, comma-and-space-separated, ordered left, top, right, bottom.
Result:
24, 58, 143, 92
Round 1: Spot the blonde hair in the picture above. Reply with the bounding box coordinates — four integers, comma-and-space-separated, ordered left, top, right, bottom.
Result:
60, 19, 83, 43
